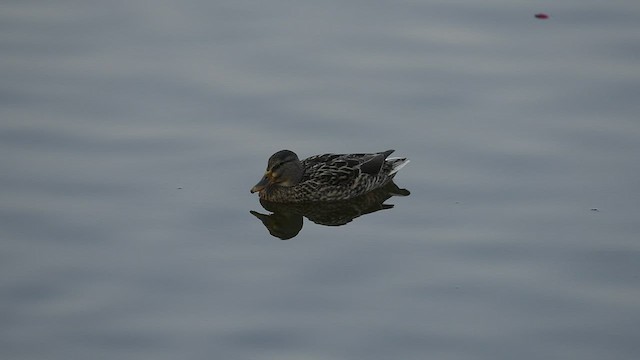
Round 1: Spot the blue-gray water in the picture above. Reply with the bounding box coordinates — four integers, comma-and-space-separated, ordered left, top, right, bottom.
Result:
2, 1, 639, 359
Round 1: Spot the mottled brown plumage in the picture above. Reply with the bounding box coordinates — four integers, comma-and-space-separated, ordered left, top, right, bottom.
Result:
250, 149, 409, 203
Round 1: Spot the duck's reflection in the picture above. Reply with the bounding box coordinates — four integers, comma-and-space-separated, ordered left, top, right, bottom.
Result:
250, 181, 410, 240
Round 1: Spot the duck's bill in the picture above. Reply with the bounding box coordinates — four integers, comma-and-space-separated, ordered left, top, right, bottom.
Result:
250, 175, 270, 193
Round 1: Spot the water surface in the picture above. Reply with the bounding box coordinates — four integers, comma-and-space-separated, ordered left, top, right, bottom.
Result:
1, 1, 639, 359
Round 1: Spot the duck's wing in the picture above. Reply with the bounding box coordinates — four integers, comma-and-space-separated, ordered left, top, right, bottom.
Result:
301, 150, 395, 185
308, 156, 360, 185
337, 150, 395, 175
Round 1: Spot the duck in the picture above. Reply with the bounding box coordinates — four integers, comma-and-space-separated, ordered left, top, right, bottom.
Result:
250, 149, 409, 203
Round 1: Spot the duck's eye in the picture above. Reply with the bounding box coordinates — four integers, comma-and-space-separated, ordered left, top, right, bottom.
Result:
271, 162, 283, 171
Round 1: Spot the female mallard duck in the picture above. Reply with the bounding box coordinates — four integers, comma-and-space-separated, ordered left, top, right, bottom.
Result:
250, 149, 409, 203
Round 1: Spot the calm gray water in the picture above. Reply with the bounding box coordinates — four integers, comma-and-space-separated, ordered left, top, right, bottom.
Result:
2, 1, 639, 359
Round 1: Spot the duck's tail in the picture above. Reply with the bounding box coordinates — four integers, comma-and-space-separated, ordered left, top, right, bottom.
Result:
387, 157, 410, 176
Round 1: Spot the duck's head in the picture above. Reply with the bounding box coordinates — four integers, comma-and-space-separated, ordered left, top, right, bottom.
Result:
251, 150, 303, 194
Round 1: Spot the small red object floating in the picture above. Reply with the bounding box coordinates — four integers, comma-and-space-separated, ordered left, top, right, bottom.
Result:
535, 13, 549, 19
